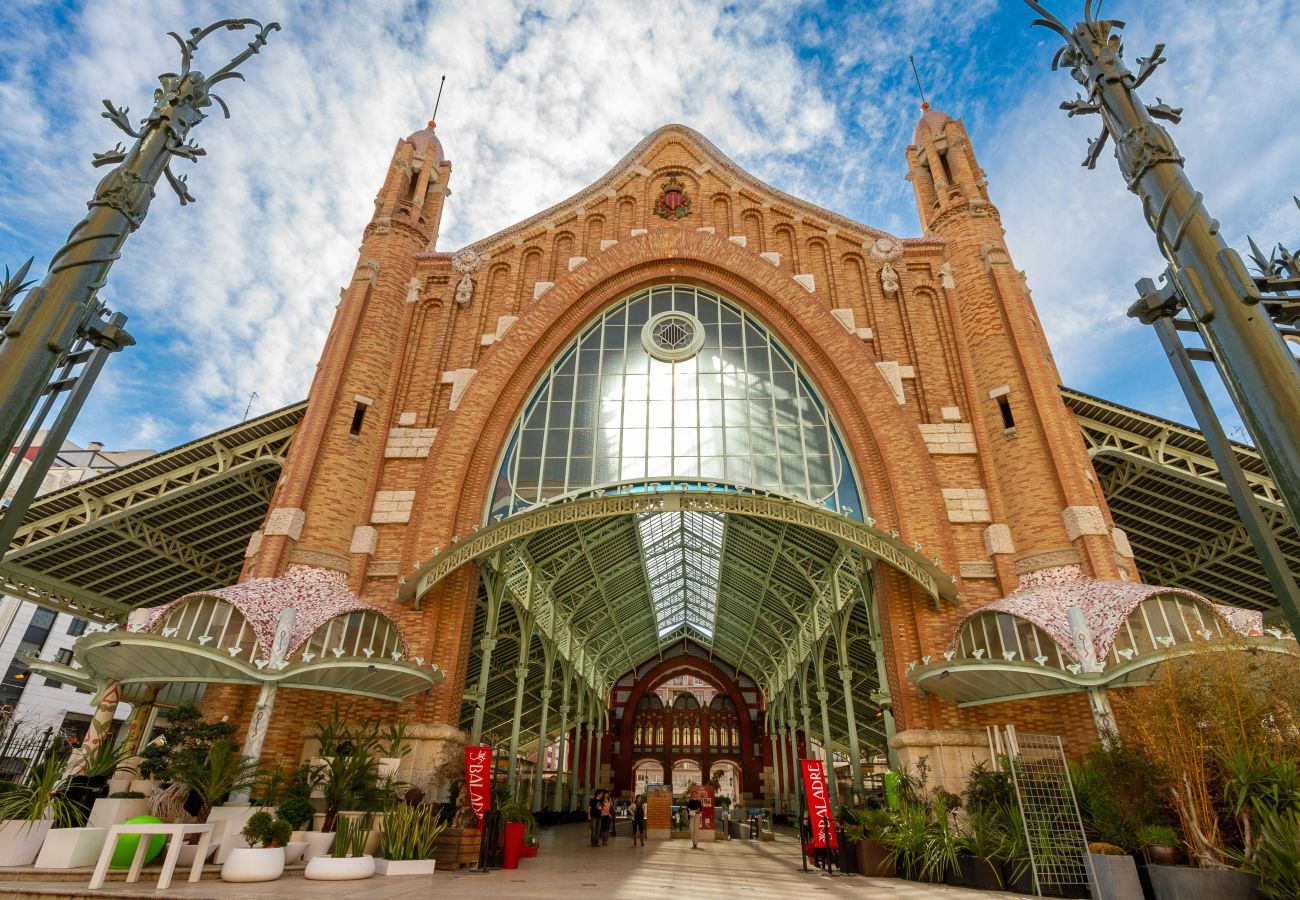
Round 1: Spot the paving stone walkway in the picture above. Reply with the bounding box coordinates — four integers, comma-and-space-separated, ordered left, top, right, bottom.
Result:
0, 822, 1031, 899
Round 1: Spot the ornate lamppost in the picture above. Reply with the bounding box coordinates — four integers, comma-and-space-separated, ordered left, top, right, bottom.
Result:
0, 19, 279, 554
1026, 2, 1300, 634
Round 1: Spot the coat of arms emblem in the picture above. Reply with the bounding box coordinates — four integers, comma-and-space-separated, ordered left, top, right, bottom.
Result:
654, 173, 691, 220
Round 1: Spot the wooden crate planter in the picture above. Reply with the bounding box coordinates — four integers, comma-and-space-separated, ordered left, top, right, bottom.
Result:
432, 827, 481, 869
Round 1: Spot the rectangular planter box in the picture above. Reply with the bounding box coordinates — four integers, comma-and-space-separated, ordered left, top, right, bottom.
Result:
34, 827, 107, 869
1089, 853, 1144, 900
88, 797, 150, 829
375, 858, 436, 876
432, 827, 481, 869
0, 820, 52, 867
1148, 864, 1258, 900
206, 805, 274, 864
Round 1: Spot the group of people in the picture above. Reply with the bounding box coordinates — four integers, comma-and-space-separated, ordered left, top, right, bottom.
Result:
587, 789, 648, 846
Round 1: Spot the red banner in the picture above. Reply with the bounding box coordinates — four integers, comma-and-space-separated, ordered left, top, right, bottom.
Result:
800, 758, 838, 849
464, 745, 492, 827
688, 783, 715, 830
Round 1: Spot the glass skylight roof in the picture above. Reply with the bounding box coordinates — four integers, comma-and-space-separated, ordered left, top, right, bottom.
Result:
635, 510, 724, 638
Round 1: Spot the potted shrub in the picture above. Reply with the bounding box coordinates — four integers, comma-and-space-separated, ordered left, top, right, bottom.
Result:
880, 802, 931, 881
428, 735, 482, 869
221, 811, 290, 882
277, 793, 317, 861
305, 812, 375, 880
0, 750, 85, 867
168, 738, 260, 866
375, 802, 445, 875
1137, 824, 1180, 867
958, 810, 1006, 890
843, 807, 895, 877
522, 833, 539, 858
498, 800, 535, 870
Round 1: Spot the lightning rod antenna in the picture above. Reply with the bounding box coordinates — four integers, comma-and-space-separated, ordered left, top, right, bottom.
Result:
431, 74, 446, 127
908, 55, 929, 110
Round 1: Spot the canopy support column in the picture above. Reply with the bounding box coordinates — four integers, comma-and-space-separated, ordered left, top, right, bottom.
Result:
859, 569, 897, 767
815, 687, 839, 809
119, 685, 161, 756
555, 665, 572, 811
531, 652, 555, 811
507, 664, 529, 800
592, 725, 603, 793
470, 559, 506, 745
839, 668, 864, 804
771, 707, 786, 816
231, 606, 295, 803
568, 680, 586, 810
65, 680, 120, 778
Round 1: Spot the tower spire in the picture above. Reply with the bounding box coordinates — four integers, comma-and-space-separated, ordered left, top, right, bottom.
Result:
430, 74, 446, 128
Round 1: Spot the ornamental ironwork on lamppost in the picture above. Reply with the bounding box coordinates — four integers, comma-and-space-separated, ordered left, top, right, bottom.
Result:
0, 19, 279, 556
1026, 2, 1300, 634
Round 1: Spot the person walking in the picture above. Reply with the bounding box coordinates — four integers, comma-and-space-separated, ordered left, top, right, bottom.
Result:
687, 792, 703, 849
631, 793, 646, 847
599, 790, 614, 846
588, 789, 603, 848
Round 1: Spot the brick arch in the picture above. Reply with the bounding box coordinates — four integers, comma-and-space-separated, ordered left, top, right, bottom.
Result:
403, 228, 953, 567
400, 228, 957, 725
613, 654, 759, 795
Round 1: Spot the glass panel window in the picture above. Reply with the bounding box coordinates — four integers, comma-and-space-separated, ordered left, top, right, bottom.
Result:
488, 285, 865, 520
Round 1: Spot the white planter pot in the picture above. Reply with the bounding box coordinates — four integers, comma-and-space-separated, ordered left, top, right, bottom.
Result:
375, 858, 436, 876
87, 797, 150, 828
285, 841, 308, 864
177, 840, 220, 867
290, 830, 308, 843
0, 819, 53, 867
311, 812, 326, 832
206, 805, 273, 864
302, 832, 335, 861
221, 846, 285, 883
127, 779, 158, 797
34, 827, 106, 869
304, 854, 375, 880
377, 757, 402, 781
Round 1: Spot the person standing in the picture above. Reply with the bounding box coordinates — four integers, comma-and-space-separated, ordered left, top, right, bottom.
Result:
599, 790, 614, 845
631, 793, 646, 846
588, 789, 603, 848
687, 792, 703, 849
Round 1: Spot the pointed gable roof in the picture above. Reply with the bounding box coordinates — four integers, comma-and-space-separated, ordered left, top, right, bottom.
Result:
461, 123, 933, 258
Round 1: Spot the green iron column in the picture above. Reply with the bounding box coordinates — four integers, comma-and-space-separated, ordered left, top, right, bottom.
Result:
554, 668, 572, 811
839, 668, 864, 804
771, 705, 786, 816
592, 723, 604, 792
568, 681, 586, 810
469, 565, 506, 745
506, 664, 530, 800
815, 686, 839, 810
860, 571, 897, 768
531, 654, 555, 811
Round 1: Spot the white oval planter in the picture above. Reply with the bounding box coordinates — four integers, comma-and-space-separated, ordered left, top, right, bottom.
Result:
304, 854, 375, 880
0, 819, 53, 867
375, 857, 436, 876
301, 831, 335, 861
285, 841, 307, 864
221, 847, 285, 882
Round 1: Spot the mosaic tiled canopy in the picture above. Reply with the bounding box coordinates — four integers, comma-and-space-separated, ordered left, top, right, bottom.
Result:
953, 565, 1264, 662
135, 564, 403, 656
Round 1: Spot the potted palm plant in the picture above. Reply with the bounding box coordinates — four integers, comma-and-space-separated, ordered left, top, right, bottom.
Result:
221, 811, 291, 882
167, 739, 260, 866
375, 802, 445, 875
843, 807, 895, 877
0, 750, 84, 867
498, 801, 535, 870
305, 812, 375, 880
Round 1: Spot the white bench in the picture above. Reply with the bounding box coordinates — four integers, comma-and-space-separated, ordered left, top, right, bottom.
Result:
88, 822, 214, 891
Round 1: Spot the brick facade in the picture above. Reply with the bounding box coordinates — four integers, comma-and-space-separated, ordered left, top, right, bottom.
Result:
224, 115, 1130, 769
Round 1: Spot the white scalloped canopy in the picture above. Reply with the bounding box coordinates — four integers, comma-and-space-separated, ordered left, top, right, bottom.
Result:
953, 565, 1264, 662
139, 564, 403, 656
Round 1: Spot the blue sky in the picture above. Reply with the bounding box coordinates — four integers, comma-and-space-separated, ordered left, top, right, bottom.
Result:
1, 0, 1296, 452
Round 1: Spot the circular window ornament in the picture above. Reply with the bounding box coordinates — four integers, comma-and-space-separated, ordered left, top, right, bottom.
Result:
642, 311, 705, 362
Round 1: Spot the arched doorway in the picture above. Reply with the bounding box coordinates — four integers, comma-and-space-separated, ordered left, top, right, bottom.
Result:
633, 759, 665, 796
672, 759, 702, 794
710, 759, 742, 804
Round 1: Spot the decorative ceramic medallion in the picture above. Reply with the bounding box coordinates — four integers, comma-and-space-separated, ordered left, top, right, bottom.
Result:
654, 173, 692, 220
451, 246, 482, 274
642, 311, 704, 361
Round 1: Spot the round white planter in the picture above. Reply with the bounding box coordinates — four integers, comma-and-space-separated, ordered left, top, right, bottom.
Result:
221, 847, 285, 883
304, 854, 376, 881
285, 841, 308, 864
301, 832, 335, 861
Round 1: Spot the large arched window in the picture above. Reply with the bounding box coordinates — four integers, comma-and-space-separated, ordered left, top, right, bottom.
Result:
488, 284, 865, 521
